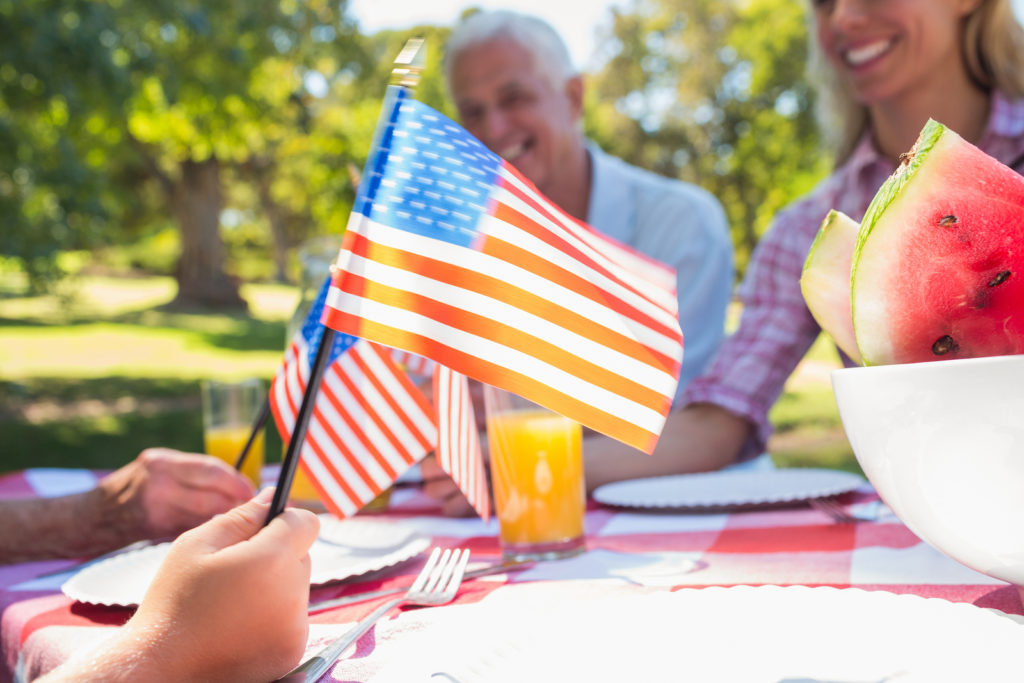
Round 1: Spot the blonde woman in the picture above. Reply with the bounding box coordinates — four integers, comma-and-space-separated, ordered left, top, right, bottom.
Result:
585, 0, 1024, 488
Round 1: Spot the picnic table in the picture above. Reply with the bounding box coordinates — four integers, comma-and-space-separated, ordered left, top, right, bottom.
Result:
2, 467, 1022, 681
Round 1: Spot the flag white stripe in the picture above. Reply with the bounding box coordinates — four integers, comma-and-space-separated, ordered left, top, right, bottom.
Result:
498, 168, 678, 311
274, 355, 298, 434
360, 345, 437, 443
319, 369, 410, 479
458, 379, 474, 505
309, 397, 391, 489
493, 183, 679, 319
301, 448, 359, 517
346, 213, 681, 360
340, 242, 679, 393
307, 404, 391, 491
482, 204, 679, 331
434, 366, 487, 516
340, 345, 431, 460
327, 288, 667, 434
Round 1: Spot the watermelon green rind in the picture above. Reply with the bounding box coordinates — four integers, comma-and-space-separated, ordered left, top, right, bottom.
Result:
850, 119, 945, 365
801, 210, 862, 364
853, 118, 944, 280
850, 118, 1024, 365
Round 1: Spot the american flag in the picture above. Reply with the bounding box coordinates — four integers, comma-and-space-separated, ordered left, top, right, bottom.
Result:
321, 88, 683, 453
270, 276, 437, 518
433, 365, 490, 520
391, 348, 435, 379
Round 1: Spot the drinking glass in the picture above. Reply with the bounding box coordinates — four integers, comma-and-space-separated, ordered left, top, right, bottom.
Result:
483, 385, 586, 561
201, 378, 265, 488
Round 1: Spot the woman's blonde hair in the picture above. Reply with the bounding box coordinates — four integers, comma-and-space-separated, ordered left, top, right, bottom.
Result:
808, 0, 1024, 165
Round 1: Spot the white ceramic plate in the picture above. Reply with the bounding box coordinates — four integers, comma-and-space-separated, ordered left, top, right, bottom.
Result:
367, 585, 1024, 682
592, 467, 865, 510
62, 518, 428, 607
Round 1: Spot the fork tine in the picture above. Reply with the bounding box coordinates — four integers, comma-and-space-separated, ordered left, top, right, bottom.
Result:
410, 547, 443, 593
811, 497, 857, 524
422, 548, 453, 593
432, 549, 461, 591
276, 547, 468, 681
441, 549, 471, 599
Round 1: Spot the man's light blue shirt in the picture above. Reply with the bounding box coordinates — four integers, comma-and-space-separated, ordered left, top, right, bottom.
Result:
586, 144, 734, 402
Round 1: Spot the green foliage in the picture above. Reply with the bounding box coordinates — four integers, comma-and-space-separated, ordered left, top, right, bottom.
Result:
586, 0, 831, 276
0, 0, 375, 299
0, 276, 294, 472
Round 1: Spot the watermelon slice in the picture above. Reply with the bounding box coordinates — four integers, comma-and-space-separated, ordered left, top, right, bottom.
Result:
800, 210, 862, 364
852, 119, 1024, 365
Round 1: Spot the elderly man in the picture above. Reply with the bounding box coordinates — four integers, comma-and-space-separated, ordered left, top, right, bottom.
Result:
443, 10, 734, 397
421, 10, 738, 514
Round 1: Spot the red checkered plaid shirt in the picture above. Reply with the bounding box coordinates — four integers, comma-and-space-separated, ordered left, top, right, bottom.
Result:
684, 91, 1024, 458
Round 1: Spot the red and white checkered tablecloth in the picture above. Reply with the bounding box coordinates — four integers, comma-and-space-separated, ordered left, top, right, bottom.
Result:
2, 468, 1021, 682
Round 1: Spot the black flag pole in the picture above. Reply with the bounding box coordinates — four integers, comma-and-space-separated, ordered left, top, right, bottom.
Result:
234, 397, 270, 472
264, 38, 426, 525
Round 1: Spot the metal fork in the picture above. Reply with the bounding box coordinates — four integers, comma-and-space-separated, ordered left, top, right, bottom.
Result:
809, 497, 861, 524
277, 547, 470, 682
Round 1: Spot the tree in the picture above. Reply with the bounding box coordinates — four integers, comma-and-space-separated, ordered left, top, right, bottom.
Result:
0, 0, 367, 306
586, 0, 830, 276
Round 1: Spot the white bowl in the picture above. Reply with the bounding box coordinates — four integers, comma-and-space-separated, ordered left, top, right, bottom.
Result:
832, 355, 1024, 586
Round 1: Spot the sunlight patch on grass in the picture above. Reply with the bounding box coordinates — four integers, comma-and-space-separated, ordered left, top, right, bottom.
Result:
75, 276, 178, 315
242, 282, 300, 321
0, 324, 282, 381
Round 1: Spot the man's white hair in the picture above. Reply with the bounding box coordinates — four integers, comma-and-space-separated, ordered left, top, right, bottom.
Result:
444, 10, 579, 91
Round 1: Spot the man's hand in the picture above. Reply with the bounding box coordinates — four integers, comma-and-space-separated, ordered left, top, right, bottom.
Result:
96, 447, 255, 541
0, 448, 256, 564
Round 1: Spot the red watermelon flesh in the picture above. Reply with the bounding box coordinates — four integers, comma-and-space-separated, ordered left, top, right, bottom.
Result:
852, 119, 1024, 366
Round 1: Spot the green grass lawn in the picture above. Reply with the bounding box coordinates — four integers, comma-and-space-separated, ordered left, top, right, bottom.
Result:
767, 334, 858, 474
0, 275, 295, 472
0, 274, 858, 475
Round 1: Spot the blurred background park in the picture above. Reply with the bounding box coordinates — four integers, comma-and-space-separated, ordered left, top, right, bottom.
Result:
5, 0, 967, 476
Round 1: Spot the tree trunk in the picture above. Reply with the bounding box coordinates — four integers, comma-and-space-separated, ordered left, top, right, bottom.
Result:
254, 172, 291, 283
170, 158, 246, 309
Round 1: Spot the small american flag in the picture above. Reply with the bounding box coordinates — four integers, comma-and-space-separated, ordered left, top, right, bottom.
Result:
322, 88, 683, 453
270, 277, 437, 518
433, 365, 489, 520
391, 348, 436, 379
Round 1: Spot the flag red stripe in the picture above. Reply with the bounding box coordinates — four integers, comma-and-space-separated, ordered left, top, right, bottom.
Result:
360, 343, 436, 452
494, 187, 677, 323
500, 163, 676, 293
334, 270, 670, 413
318, 373, 398, 484
346, 228, 678, 372
482, 213, 680, 361
433, 365, 490, 519
333, 264, 672, 412
270, 333, 435, 517
302, 436, 364, 515
329, 310, 660, 452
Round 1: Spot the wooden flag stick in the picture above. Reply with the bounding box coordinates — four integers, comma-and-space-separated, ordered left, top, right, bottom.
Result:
233, 397, 270, 471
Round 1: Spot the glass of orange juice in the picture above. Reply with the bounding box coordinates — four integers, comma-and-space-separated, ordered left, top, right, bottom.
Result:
483, 385, 586, 561
201, 379, 265, 488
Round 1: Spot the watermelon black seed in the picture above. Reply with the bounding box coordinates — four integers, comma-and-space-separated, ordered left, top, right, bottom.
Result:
988, 270, 1011, 287
937, 215, 958, 227
931, 335, 959, 355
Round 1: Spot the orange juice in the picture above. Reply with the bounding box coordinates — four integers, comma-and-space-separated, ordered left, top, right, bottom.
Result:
279, 445, 389, 511
290, 461, 322, 502
205, 424, 265, 488
487, 409, 585, 550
